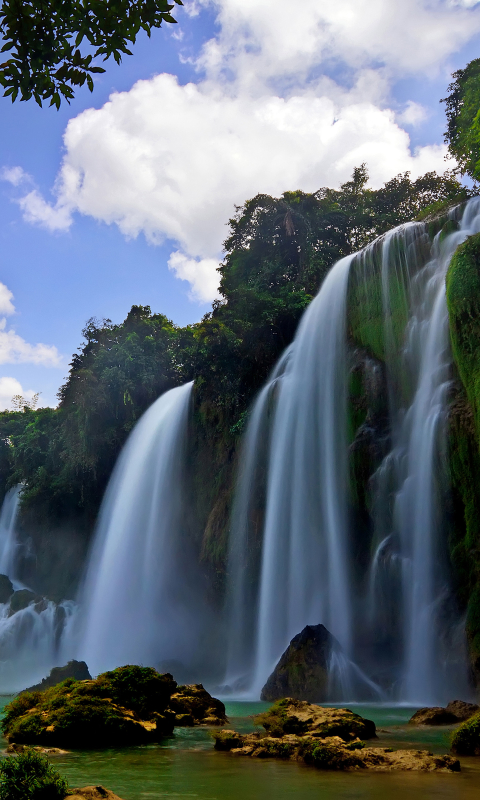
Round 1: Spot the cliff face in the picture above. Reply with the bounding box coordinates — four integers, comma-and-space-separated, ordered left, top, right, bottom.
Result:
446, 232, 480, 683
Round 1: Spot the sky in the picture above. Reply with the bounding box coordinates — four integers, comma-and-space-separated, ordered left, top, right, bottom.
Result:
1, 0, 480, 409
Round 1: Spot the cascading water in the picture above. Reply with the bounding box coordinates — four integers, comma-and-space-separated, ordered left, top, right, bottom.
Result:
0, 485, 77, 693
78, 382, 211, 678
0, 485, 21, 579
226, 197, 480, 703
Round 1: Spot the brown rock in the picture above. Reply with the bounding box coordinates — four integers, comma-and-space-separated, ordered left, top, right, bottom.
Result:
409, 707, 458, 726
22, 660, 92, 694
445, 700, 479, 721
253, 698, 376, 740
260, 624, 337, 702
169, 684, 227, 725
67, 786, 124, 800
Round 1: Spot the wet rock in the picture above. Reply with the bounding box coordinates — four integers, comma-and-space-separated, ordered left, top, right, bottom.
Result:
409, 707, 458, 726
260, 624, 338, 702
0, 574, 13, 604
6, 743, 68, 755
409, 700, 480, 726
22, 660, 92, 694
253, 698, 376, 740
67, 787, 124, 800
9, 588, 37, 614
169, 684, 227, 725
445, 700, 480, 721
212, 701, 460, 772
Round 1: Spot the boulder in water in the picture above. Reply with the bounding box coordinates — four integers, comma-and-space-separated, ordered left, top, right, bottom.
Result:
22, 660, 92, 694
212, 698, 459, 771
260, 624, 338, 702
2, 665, 227, 748
409, 700, 479, 726
0, 574, 13, 604
169, 684, 228, 725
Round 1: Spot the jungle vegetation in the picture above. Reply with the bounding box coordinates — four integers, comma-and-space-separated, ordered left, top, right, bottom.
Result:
443, 57, 480, 182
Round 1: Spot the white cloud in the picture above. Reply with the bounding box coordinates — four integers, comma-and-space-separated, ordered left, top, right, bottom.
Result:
1, 166, 31, 187
0, 377, 37, 411
0, 319, 61, 366
11, 0, 480, 301
0, 284, 15, 317
168, 251, 221, 302
397, 101, 429, 127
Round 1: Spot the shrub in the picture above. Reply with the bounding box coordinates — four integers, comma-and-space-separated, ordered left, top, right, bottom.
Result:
0, 749, 69, 800
451, 711, 480, 755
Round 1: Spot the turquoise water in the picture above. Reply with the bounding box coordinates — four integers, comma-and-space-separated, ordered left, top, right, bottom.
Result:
2, 700, 480, 799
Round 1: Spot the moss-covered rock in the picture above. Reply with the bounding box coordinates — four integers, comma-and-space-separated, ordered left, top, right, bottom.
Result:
168, 684, 227, 725
2, 666, 178, 748
451, 711, 480, 755
260, 625, 338, 703
253, 698, 376, 740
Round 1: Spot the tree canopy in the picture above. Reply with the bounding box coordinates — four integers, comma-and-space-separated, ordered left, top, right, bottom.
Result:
0, 0, 183, 107
442, 58, 480, 182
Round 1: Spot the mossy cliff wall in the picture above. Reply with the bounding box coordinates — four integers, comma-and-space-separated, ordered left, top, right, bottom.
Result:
446, 233, 480, 682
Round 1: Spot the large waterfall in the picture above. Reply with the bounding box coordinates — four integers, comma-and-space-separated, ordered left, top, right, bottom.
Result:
78, 381, 213, 678
226, 197, 480, 702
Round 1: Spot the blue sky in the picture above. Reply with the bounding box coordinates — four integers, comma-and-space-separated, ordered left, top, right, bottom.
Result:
1, 0, 480, 407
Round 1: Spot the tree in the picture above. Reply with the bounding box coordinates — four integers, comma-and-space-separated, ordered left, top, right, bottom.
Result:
0, 0, 183, 108
442, 58, 480, 182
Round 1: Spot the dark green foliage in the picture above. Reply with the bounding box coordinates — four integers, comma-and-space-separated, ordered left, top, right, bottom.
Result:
93, 665, 176, 717
254, 699, 306, 737
0, 0, 183, 107
1, 666, 177, 748
446, 235, 480, 680
301, 740, 361, 770
451, 711, 480, 755
442, 59, 480, 181
0, 749, 69, 800
211, 730, 244, 750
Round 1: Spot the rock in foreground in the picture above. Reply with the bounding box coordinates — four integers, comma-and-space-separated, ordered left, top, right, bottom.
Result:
67, 787, 124, 800
169, 683, 227, 726
409, 700, 479, 726
2, 665, 226, 748
261, 624, 338, 702
212, 699, 460, 772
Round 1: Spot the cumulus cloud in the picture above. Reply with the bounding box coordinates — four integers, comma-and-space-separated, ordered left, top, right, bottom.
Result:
10, 0, 480, 301
0, 377, 38, 411
0, 284, 15, 317
1, 166, 31, 187
0, 319, 61, 366
168, 251, 221, 302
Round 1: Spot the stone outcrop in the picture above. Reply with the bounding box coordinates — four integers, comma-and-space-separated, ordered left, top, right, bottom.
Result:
23, 660, 92, 694
260, 624, 338, 702
212, 699, 459, 772
169, 684, 227, 726
0, 574, 13, 604
409, 700, 479, 726
2, 665, 227, 748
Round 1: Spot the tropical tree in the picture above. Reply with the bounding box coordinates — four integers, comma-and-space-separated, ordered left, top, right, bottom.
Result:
442, 58, 480, 182
0, 0, 183, 107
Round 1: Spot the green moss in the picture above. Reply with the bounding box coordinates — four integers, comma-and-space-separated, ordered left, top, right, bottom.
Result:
451, 711, 480, 755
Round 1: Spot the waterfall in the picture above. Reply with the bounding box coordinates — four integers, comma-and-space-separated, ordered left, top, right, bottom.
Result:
0, 485, 21, 580
77, 382, 208, 677
226, 197, 480, 703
